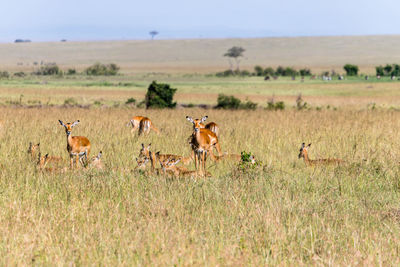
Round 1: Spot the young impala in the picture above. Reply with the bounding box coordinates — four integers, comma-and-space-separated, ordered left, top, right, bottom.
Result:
186, 115, 219, 136
138, 143, 187, 171
298, 143, 343, 166
59, 120, 91, 169
28, 142, 63, 163
129, 116, 159, 135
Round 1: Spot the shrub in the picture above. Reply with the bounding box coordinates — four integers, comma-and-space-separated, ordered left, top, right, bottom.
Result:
241, 99, 258, 110
343, 64, 359, 76
85, 63, 120, 76
145, 81, 177, 109
13, 72, 26, 77
266, 100, 285, 110
296, 94, 308, 110
67, 68, 77, 75
125, 97, 136, 105
263, 67, 275, 76
376, 66, 384, 76
299, 68, 312, 76
0, 71, 10, 79
33, 64, 60, 75
64, 97, 77, 106
254, 65, 264, 76
216, 69, 234, 77
216, 94, 241, 109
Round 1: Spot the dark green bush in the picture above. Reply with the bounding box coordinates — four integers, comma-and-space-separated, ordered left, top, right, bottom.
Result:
299, 68, 312, 76
13, 72, 26, 77
343, 64, 359, 76
266, 101, 285, 110
216, 94, 241, 109
125, 97, 136, 105
85, 63, 120, 76
145, 81, 177, 109
67, 68, 77, 75
0, 71, 10, 79
254, 65, 264, 76
33, 64, 60, 75
376, 66, 384, 76
263, 67, 275, 76
241, 99, 258, 110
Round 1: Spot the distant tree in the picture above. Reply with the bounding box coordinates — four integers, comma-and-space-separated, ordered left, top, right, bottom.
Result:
343, 64, 359, 76
375, 65, 384, 76
383, 64, 393, 76
149, 31, 159, 40
254, 65, 264, 76
299, 68, 312, 76
224, 46, 245, 71
263, 67, 275, 76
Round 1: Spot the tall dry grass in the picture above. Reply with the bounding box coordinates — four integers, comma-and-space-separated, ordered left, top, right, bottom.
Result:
0, 107, 399, 265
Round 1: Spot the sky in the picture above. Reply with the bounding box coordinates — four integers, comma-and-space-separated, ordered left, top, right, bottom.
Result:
1, 0, 400, 42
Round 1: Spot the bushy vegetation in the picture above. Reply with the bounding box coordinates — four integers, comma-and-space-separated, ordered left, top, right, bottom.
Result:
33, 64, 61, 75
266, 100, 285, 110
145, 81, 177, 109
343, 64, 359, 76
375, 64, 400, 76
216, 94, 257, 110
221, 66, 312, 77
0, 71, 10, 79
85, 63, 120, 76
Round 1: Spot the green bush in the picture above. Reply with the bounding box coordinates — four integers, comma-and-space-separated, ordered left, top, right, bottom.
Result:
67, 68, 77, 75
266, 101, 285, 110
376, 66, 384, 76
125, 97, 136, 105
216, 94, 241, 109
145, 81, 177, 109
299, 68, 312, 76
241, 99, 258, 110
263, 67, 275, 76
0, 71, 10, 79
33, 64, 60, 75
85, 63, 120, 76
254, 65, 264, 76
13, 72, 26, 77
343, 64, 359, 76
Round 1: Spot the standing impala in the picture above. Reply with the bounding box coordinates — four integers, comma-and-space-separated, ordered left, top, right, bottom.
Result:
129, 116, 159, 135
59, 120, 91, 168
191, 126, 220, 175
186, 115, 219, 136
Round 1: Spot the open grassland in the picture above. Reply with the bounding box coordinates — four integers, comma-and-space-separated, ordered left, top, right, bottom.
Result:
1, 107, 400, 265
2, 35, 400, 73
2, 74, 400, 108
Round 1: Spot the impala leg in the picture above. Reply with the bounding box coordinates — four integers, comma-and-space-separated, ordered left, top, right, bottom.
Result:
70, 156, 73, 169
214, 142, 223, 157
75, 155, 80, 169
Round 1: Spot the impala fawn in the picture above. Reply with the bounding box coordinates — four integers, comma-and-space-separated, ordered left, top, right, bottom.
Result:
138, 143, 190, 171
28, 142, 63, 164
37, 153, 68, 173
59, 120, 91, 169
186, 116, 219, 136
158, 157, 209, 178
129, 116, 159, 135
298, 143, 343, 166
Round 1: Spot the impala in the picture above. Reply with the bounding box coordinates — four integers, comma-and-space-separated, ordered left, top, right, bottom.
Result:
138, 143, 187, 171
186, 115, 219, 136
59, 120, 91, 168
28, 142, 63, 163
298, 143, 343, 166
190, 126, 220, 175
129, 116, 159, 135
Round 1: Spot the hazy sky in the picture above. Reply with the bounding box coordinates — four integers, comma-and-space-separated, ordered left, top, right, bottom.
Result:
1, 0, 400, 42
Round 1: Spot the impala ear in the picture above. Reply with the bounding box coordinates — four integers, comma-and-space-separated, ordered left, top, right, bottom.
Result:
301, 143, 305, 149
97, 151, 102, 159
201, 116, 208, 123
307, 143, 311, 147
58, 120, 66, 127
141, 143, 144, 149
147, 143, 151, 150
186, 116, 194, 123
37, 143, 40, 147
71, 120, 80, 127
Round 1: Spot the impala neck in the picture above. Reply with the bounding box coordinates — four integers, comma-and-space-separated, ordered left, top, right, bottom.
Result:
303, 151, 311, 166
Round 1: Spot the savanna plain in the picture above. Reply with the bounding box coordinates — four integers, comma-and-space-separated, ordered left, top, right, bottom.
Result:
1, 37, 400, 265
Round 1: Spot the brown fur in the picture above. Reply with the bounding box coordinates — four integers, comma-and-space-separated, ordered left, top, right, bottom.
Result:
29, 142, 63, 164
59, 120, 91, 168
129, 116, 159, 135
138, 143, 183, 171
298, 143, 343, 166
186, 115, 219, 136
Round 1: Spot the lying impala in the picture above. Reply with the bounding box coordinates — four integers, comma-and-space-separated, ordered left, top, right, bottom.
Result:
129, 116, 159, 135
28, 142, 63, 164
138, 143, 191, 171
59, 120, 91, 168
298, 143, 344, 166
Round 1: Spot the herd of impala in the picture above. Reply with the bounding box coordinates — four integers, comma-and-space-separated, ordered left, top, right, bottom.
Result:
28, 115, 344, 176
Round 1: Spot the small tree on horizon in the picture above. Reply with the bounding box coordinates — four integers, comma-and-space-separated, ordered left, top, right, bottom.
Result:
224, 46, 245, 71
149, 31, 159, 40
343, 64, 359, 76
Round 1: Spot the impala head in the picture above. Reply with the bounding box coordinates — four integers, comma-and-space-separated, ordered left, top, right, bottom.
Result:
59, 120, 80, 135
298, 143, 311, 159
158, 155, 180, 170
28, 142, 40, 156
139, 143, 151, 158
37, 152, 49, 168
95, 151, 102, 160
186, 115, 208, 129
136, 157, 149, 168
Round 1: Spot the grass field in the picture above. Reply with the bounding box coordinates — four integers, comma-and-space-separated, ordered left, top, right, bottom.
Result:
1, 36, 400, 264
1, 107, 400, 265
